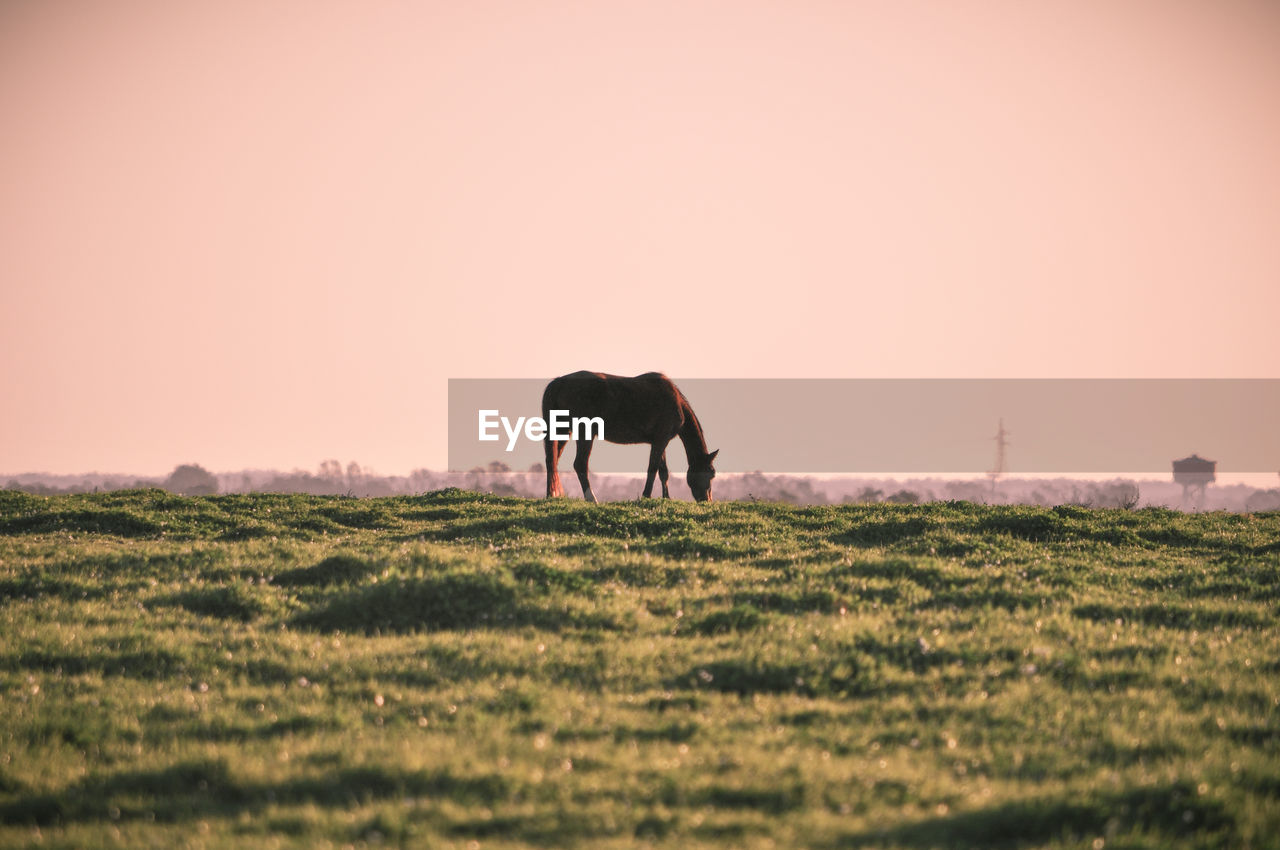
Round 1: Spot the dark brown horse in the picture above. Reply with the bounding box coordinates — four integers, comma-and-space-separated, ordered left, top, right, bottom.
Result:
543, 371, 718, 503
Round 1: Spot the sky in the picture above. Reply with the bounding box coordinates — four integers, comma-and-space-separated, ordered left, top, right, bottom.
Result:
2, 0, 1278, 477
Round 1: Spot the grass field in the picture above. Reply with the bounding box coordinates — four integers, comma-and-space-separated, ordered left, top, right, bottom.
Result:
0, 489, 1277, 849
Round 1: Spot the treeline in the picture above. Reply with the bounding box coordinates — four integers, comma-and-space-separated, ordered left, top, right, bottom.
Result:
6, 461, 1279, 512
444, 469, 1280, 512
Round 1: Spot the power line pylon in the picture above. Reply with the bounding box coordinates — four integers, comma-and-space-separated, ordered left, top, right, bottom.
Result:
988, 418, 1010, 495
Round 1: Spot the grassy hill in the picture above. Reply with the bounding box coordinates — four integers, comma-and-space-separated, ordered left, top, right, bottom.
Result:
0, 489, 1277, 848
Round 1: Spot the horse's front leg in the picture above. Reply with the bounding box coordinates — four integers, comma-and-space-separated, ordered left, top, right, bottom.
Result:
573, 438, 598, 504
657, 450, 670, 499
643, 443, 663, 498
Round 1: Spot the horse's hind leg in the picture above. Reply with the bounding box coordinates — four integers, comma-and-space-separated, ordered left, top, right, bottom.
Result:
643, 443, 663, 498
545, 438, 567, 497
573, 438, 597, 504
657, 450, 670, 499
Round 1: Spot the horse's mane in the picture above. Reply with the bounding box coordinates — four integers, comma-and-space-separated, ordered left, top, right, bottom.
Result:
672, 384, 710, 462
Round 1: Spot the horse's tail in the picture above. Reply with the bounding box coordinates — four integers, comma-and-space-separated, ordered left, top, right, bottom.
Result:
544, 429, 564, 497
543, 381, 565, 497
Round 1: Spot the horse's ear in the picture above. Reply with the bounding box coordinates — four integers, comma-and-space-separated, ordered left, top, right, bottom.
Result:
707, 449, 719, 464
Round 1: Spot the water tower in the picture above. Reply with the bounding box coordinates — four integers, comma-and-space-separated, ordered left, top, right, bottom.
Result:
1172, 454, 1215, 506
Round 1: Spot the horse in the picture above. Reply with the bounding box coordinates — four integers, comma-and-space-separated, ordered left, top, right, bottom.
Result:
542, 371, 719, 503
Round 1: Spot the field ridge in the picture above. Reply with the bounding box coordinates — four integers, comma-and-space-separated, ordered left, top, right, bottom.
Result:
0, 489, 1277, 848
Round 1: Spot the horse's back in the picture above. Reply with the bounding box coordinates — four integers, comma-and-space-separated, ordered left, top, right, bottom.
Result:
543, 371, 605, 412
558, 370, 608, 382
545, 371, 673, 396
542, 371, 683, 441
544, 371, 602, 407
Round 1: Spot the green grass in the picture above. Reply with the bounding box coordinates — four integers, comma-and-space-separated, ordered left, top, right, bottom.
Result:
0, 488, 1277, 848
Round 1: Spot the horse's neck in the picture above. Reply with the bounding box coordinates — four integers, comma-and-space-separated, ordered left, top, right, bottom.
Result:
677, 399, 709, 462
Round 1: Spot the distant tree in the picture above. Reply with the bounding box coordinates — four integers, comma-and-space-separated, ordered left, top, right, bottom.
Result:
884, 489, 920, 505
469, 461, 512, 474
1091, 481, 1140, 509
163, 464, 218, 496
845, 487, 884, 504
409, 469, 441, 493
943, 480, 991, 503
1245, 489, 1280, 512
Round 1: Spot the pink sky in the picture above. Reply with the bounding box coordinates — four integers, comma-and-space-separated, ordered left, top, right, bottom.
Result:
2, 0, 1278, 476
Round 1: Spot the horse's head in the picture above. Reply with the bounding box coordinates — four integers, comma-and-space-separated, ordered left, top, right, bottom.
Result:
687, 449, 719, 502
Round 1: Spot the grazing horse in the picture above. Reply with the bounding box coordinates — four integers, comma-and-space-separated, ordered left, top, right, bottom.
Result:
543, 371, 719, 503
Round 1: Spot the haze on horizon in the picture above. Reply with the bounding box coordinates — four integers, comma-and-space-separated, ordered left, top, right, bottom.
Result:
2, 0, 1278, 477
